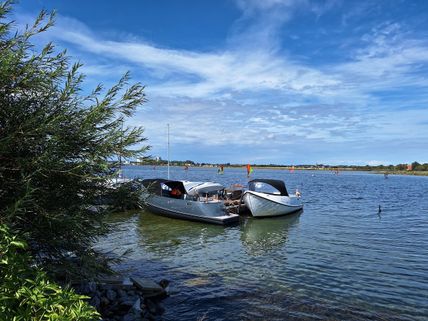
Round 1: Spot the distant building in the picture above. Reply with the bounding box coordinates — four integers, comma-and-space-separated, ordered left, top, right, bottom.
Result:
407, 164, 413, 171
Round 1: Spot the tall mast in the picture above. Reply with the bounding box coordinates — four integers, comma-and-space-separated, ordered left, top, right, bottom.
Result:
167, 123, 170, 179
120, 119, 123, 167
118, 119, 123, 183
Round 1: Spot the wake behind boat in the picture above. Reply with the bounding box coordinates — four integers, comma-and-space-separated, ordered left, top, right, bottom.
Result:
242, 179, 303, 217
141, 179, 239, 225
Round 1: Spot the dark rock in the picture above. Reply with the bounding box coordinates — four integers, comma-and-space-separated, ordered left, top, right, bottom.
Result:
118, 299, 135, 313
136, 289, 144, 296
156, 302, 165, 315
79, 281, 97, 295
120, 294, 134, 306
147, 314, 160, 321
123, 299, 144, 321
106, 289, 117, 301
117, 289, 127, 298
145, 299, 157, 314
121, 284, 135, 292
74, 276, 168, 321
98, 276, 124, 285
89, 295, 101, 310
142, 310, 151, 319
102, 284, 113, 292
131, 277, 165, 299
88, 281, 97, 293
100, 296, 110, 307
103, 304, 118, 318
123, 312, 141, 321
130, 298, 142, 313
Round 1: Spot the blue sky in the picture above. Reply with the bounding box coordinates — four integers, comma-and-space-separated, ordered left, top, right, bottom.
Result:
14, 0, 428, 165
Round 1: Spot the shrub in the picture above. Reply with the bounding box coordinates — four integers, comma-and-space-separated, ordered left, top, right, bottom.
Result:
106, 180, 144, 212
0, 224, 100, 320
0, 0, 149, 280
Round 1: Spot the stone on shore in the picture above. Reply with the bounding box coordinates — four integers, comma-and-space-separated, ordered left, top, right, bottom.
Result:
131, 277, 166, 298
89, 295, 101, 310
131, 298, 142, 312
106, 289, 117, 301
78, 276, 168, 321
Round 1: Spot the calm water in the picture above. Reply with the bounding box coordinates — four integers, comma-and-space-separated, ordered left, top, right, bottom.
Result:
96, 166, 428, 320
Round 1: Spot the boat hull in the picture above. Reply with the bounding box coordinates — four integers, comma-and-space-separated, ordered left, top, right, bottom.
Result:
144, 194, 239, 225
243, 191, 303, 217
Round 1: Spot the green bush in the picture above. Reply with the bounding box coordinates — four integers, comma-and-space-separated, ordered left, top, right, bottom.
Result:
0, 0, 149, 280
0, 224, 100, 320
106, 180, 144, 212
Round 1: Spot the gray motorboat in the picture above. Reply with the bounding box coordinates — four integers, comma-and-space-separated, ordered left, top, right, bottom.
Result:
141, 179, 239, 225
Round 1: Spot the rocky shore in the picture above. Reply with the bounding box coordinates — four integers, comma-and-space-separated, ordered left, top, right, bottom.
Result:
77, 277, 169, 321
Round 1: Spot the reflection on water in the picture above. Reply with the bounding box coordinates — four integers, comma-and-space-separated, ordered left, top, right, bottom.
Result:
136, 210, 227, 257
96, 166, 428, 321
241, 211, 301, 256
136, 210, 302, 258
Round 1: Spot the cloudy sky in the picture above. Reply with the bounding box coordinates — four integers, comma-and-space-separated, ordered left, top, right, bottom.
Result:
14, 0, 428, 165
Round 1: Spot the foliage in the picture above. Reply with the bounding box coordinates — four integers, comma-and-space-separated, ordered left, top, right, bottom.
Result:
0, 0, 149, 280
0, 224, 100, 320
106, 180, 144, 212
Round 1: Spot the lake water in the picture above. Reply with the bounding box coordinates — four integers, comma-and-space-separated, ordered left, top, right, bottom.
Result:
96, 166, 428, 320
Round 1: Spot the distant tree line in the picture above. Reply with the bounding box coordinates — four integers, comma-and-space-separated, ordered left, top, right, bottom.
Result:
334, 162, 428, 172
141, 157, 196, 166
138, 159, 428, 171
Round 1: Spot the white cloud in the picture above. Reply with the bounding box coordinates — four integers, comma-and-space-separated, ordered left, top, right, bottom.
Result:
334, 23, 428, 91
367, 160, 388, 166
14, 2, 428, 164
37, 16, 353, 106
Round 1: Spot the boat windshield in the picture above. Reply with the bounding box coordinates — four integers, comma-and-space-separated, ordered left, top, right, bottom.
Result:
251, 182, 280, 194
248, 179, 289, 196
142, 179, 188, 197
184, 181, 225, 196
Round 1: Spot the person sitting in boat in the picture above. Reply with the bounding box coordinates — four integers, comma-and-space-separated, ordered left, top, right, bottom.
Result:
170, 187, 182, 199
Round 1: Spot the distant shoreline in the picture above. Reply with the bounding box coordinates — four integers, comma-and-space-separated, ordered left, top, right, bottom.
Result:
128, 163, 428, 176
248, 166, 428, 176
